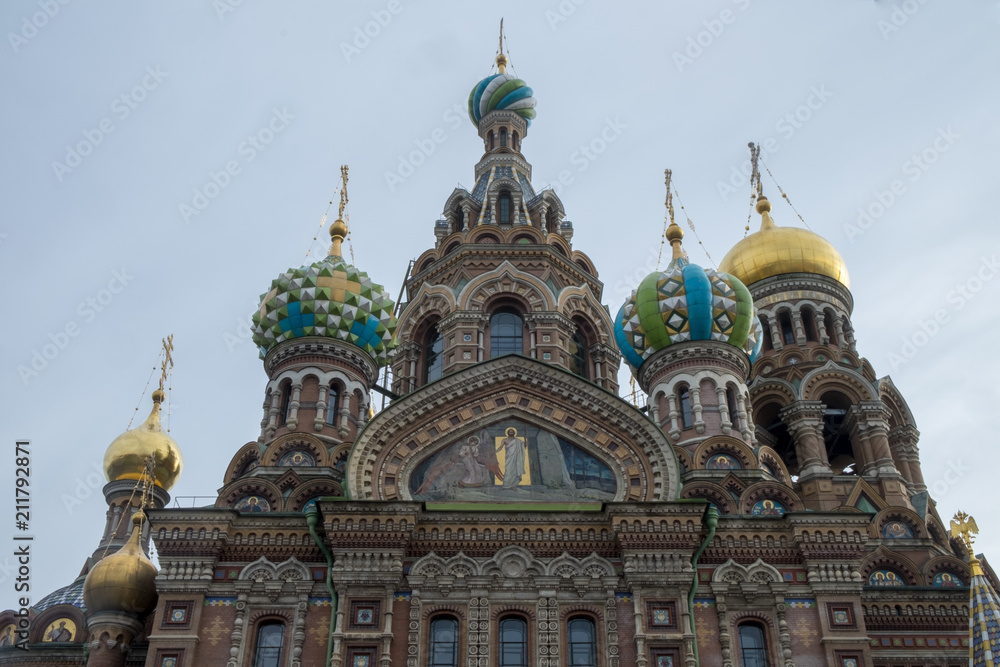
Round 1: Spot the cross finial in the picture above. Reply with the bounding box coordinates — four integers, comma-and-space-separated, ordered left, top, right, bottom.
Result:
338, 165, 349, 220
749, 141, 763, 199
496, 18, 508, 74
158, 334, 174, 393
664, 169, 684, 261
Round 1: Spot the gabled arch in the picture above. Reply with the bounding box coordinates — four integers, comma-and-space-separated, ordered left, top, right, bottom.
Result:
922, 555, 971, 587
393, 285, 457, 343
872, 508, 926, 540
738, 481, 803, 514
693, 436, 757, 470
756, 446, 790, 484
800, 361, 877, 403
285, 479, 344, 511
224, 441, 264, 484
679, 481, 735, 514
347, 355, 680, 501
862, 546, 920, 586
878, 376, 917, 429
458, 261, 558, 312
261, 433, 329, 467
216, 478, 282, 512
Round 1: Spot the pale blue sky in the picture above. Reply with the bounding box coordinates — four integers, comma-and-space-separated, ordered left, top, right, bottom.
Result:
2, 0, 998, 606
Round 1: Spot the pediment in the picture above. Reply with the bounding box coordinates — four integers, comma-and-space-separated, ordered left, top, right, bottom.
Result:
347, 355, 680, 502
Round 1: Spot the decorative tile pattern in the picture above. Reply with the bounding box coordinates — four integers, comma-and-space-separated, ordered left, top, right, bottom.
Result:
826, 603, 854, 628
253, 257, 397, 366
33, 579, 86, 612
349, 601, 380, 629
204, 597, 237, 606
971, 568, 1000, 666
647, 601, 677, 628
614, 257, 762, 373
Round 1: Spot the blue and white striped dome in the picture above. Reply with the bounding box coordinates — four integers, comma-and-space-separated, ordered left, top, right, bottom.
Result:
468, 73, 537, 127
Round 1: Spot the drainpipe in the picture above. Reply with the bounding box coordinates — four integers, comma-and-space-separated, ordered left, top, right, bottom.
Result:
306, 505, 336, 667
687, 504, 719, 666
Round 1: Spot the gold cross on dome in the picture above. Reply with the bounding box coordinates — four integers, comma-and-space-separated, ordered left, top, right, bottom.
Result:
158, 334, 174, 392
338, 165, 349, 220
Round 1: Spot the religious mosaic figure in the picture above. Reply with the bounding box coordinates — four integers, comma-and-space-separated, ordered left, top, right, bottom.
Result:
497, 427, 527, 488
44, 620, 73, 642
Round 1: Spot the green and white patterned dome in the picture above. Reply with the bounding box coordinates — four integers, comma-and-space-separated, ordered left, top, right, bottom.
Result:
614, 222, 762, 374
252, 213, 397, 365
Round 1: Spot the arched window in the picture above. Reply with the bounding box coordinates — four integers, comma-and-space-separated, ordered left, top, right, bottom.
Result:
726, 386, 739, 426
452, 204, 464, 232
429, 616, 459, 667
778, 311, 795, 345
489, 131, 495, 150
252, 622, 284, 667
569, 331, 589, 379
325, 383, 340, 426
424, 326, 444, 384
738, 622, 770, 667
498, 616, 527, 667
279, 384, 291, 425
567, 617, 597, 667
759, 316, 773, 351
490, 311, 523, 358
678, 386, 693, 429
500, 128, 507, 147
801, 307, 817, 342
498, 192, 513, 224
512, 130, 519, 150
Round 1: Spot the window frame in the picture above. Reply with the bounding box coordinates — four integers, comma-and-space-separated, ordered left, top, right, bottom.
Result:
736, 621, 771, 667
251, 620, 285, 667
678, 386, 693, 429
428, 615, 460, 667
325, 382, 340, 426
497, 615, 529, 667
489, 309, 524, 358
566, 616, 598, 667
424, 325, 445, 384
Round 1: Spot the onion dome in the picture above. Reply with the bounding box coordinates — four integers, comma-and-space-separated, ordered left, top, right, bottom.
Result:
615, 221, 763, 373
718, 196, 850, 288
104, 389, 182, 491
468, 51, 536, 128
251, 203, 397, 366
82, 511, 158, 616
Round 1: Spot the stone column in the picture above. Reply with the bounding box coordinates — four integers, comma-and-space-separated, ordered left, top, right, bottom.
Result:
717, 387, 732, 434
780, 402, 830, 477
314, 384, 329, 432
690, 387, 705, 434
666, 393, 681, 441
264, 390, 281, 440
781, 402, 838, 510
715, 598, 734, 667
286, 382, 303, 430
815, 311, 830, 345
889, 425, 925, 493
791, 310, 807, 345
848, 403, 908, 506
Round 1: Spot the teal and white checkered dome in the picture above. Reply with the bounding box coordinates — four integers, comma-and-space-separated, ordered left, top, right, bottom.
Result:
252, 256, 397, 366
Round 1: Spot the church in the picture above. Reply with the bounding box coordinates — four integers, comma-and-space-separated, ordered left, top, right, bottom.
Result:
1, 39, 989, 667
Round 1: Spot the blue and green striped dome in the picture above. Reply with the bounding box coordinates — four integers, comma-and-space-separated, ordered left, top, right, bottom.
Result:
468, 73, 537, 128
252, 256, 397, 366
614, 257, 763, 373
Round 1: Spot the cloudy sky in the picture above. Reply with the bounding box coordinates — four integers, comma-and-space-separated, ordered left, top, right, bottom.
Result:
2, 0, 998, 607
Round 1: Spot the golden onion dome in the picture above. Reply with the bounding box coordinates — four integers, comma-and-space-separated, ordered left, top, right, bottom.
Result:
103, 389, 182, 491
82, 511, 158, 616
718, 196, 850, 288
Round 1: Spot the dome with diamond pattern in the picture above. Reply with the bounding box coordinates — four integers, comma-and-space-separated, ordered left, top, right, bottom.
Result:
614, 223, 762, 374
252, 254, 397, 366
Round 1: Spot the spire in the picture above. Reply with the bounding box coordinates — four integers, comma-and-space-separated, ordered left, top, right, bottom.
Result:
496, 18, 507, 74
663, 169, 684, 262
329, 165, 349, 258
748, 142, 776, 231
952, 511, 1000, 667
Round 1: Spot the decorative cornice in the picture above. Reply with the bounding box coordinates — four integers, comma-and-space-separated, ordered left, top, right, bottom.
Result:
263, 337, 378, 386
